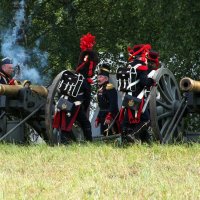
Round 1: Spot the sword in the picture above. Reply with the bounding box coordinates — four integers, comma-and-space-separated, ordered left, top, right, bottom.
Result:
104, 112, 120, 134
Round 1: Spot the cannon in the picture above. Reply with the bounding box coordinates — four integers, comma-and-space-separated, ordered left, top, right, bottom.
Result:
0, 83, 49, 143
149, 70, 200, 144
179, 77, 200, 113
180, 77, 200, 92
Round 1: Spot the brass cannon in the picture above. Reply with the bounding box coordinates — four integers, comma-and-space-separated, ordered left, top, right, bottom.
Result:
179, 77, 200, 113
180, 77, 200, 92
0, 84, 48, 97
0, 82, 49, 143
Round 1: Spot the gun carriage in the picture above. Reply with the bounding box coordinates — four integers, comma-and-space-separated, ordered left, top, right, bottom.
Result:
1, 68, 200, 145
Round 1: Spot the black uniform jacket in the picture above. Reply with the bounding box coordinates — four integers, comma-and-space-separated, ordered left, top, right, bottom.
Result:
128, 60, 154, 96
97, 82, 119, 120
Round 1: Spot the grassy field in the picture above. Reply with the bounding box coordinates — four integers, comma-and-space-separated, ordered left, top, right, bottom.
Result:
0, 142, 200, 200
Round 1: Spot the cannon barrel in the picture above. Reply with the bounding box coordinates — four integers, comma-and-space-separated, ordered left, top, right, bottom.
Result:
0, 84, 48, 97
179, 77, 200, 92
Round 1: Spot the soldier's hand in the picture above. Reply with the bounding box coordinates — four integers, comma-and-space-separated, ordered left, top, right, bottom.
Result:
105, 112, 112, 125
104, 119, 111, 125
95, 117, 100, 128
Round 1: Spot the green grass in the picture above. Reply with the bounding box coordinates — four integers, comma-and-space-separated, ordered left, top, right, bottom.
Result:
0, 142, 200, 200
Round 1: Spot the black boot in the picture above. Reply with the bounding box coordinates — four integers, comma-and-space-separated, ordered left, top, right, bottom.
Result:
61, 131, 76, 145
141, 130, 153, 145
83, 128, 93, 142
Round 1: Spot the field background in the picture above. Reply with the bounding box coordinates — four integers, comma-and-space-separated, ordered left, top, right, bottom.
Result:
0, 142, 200, 200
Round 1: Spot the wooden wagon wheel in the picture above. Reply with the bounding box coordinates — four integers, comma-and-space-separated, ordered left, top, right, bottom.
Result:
45, 71, 63, 144
149, 68, 187, 144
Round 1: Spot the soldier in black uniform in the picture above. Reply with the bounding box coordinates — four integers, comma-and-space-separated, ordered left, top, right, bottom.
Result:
53, 33, 99, 144
76, 33, 98, 113
0, 57, 14, 84
95, 63, 120, 136
53, 71, 93, 143
119, 44, 157, 144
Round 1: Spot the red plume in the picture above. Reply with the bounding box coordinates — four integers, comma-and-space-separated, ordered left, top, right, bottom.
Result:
127, 44, 152, 61
127, 46, 134, 54
130, 44, 151, 56
80, 33, 96, 51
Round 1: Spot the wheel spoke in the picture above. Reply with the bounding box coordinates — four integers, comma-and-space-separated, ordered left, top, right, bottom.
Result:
157, 100, 172, 110
160, 76, 173, 100
168, 76, 176, 100
157, 84, 172, 104
173, 86, 180, 100
160, 118, 171, 137
170, 85, 176, 100
157, 111, 173, 121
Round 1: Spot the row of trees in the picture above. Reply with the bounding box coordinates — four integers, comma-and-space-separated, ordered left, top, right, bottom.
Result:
0, 0, 200, 81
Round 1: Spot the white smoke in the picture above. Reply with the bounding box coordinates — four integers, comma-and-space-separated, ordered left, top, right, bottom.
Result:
22, 67, 40, 81
1, 0, 48, 84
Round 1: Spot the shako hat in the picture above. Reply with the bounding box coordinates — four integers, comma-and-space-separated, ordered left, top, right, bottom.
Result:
98, 63, 110, 77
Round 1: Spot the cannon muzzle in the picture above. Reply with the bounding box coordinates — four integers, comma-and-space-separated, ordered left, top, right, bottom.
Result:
0, 84, 48, 97
180, 77, 200, 92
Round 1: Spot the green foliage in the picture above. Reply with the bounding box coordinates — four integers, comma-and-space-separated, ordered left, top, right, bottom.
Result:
0, 0, 15, 54
0, 0, 14, 26
0, 0, 200, 81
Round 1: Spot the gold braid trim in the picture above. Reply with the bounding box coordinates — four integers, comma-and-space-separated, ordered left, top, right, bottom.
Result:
101, 68, 110, 72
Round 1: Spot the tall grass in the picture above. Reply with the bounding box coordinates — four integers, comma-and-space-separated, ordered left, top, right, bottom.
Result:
0, 142, 200, 200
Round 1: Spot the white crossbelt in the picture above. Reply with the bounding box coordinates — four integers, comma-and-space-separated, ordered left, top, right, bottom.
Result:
61, 95, 82, 106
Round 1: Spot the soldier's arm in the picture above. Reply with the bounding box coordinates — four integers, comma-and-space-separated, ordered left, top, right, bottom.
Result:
82, 80, 91, 111
138, 71, 155, 88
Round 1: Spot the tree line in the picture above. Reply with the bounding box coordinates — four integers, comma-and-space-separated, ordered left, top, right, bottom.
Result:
0, 0, 200, 81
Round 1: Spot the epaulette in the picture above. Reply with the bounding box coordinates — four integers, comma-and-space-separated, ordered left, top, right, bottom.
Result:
106, 83, 114, 90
